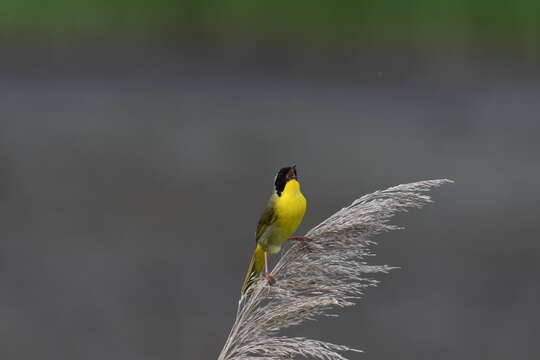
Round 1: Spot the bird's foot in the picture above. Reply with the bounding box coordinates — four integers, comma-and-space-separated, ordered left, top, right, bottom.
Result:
289, 236, 313, 251
288, 236, 312, 242
264, 273, 276, 286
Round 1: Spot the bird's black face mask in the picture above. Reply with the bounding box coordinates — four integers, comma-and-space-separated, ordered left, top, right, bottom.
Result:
274, 165, 297, 196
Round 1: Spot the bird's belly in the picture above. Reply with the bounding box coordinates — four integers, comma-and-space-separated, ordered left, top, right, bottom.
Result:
267, 194, 306, 253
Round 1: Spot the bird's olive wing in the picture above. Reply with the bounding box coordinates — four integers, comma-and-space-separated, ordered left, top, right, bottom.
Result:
256, 199, 277, 241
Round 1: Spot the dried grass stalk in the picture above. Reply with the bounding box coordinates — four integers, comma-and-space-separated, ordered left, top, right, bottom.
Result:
218, 179, 453, 360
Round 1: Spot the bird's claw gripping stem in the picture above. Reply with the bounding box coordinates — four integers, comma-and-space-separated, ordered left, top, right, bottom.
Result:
289, 236, 313, 251
288, 236, 312, 242
264, 273, 276, 286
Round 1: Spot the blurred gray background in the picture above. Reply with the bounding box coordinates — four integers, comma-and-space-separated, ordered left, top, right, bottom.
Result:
1, 2, 540, 359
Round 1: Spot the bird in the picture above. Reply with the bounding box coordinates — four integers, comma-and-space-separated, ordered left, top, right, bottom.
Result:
241, 165, 308, 294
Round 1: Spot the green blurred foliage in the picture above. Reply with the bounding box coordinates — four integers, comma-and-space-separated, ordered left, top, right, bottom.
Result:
1, 0, 539, 52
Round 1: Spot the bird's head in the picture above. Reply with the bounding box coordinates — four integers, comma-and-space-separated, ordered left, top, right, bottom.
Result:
274, 165, 299, 196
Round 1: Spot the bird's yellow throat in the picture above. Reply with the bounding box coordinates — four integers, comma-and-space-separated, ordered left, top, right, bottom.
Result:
281, 179, 301, 195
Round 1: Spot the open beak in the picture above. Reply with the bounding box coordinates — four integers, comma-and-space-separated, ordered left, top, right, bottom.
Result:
287, 166, 298, 180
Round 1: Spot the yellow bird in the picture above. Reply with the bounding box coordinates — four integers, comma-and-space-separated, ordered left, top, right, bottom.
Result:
241, 165, 308, 294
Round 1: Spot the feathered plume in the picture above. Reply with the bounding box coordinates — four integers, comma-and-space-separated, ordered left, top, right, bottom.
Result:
218, 179, 453, 360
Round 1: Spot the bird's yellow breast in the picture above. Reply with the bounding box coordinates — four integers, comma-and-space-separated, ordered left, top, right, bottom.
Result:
272, 179, 306, 250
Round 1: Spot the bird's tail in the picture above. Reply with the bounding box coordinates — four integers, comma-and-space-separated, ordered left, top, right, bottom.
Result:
240, 243, 265, 294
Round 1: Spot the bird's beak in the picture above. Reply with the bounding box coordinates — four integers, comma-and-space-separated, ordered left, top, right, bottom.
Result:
287, 167, 298, 181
